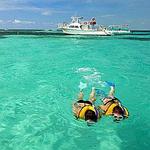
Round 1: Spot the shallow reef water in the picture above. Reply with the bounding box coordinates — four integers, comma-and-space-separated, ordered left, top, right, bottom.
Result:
0, 34, 149, 150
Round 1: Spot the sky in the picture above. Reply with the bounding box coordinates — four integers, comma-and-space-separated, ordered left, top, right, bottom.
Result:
0, 0, 149, 29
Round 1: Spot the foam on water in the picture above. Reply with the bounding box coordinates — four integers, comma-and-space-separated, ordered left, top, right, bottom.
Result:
76, 67, 105, 89
76, 67, 97, 73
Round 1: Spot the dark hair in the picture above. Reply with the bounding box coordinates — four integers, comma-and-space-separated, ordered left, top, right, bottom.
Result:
85, 110, 97, 122
113, 106, 124, 115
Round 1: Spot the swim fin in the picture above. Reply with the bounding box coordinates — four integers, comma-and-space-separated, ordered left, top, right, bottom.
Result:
78, 82, 87, 91
105, 81, 115, 87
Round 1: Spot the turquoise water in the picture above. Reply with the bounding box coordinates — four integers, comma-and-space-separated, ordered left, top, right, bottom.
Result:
0, 34, 150, 150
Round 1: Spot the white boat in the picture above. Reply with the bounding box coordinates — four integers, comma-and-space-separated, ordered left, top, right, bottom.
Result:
107, 25, 131, 35
58, 17, 111, 36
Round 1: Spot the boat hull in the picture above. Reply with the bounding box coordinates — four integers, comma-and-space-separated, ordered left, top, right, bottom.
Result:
62, 28, 111, 36
108, 30, 131, 35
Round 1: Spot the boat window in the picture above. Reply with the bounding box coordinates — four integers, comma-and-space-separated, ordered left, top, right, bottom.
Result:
69, 25, 79, 28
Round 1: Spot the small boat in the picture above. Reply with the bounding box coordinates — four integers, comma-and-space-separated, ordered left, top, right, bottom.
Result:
107, 25, 131, 35
58, 17, 111, 36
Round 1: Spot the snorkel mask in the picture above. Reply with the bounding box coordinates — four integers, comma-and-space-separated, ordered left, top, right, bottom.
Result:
86, 120, 96, 126
113, 113, 124, 123
112, 104, 125, 123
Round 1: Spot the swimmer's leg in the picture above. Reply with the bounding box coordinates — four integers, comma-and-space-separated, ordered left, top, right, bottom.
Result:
105, 81, 115, 97
89, 87, 96, 103
108, 86, 115, 97
78, 91, 84, 100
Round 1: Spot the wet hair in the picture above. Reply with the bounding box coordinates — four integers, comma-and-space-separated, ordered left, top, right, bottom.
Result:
113, 106, 124, 116
85, 110, 97, 122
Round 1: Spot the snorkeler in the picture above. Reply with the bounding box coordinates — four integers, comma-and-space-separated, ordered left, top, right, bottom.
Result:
72, 87, 101, 125
98, 82, 129, 122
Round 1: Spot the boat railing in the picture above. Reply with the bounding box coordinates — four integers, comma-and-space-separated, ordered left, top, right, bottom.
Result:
97, 25, 107, 31
108, 24, 130, 31
57, 22, 68, 29
71, 16, 83, 24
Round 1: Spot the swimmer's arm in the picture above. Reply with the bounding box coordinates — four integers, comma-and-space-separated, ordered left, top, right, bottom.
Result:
72, 103, 78, 116
72, 103, 82, 117
98, 105, 107, 112
99, 105, 105, 110
98, 105, 105, 110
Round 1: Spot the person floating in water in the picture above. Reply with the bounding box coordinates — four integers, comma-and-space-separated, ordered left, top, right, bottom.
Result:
98, 82, 129, 122
72, 87, 101, 126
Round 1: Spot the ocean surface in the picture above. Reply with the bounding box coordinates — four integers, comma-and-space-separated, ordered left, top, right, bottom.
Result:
0, 33, 150, 150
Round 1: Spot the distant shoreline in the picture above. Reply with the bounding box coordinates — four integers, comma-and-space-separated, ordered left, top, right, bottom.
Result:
0, 29, 65, 35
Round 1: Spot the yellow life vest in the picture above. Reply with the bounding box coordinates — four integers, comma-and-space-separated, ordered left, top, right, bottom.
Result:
105, 103, 129, 117
105, 103, 118, 115
123, 107, 129, 118
78, 105, 96, 119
